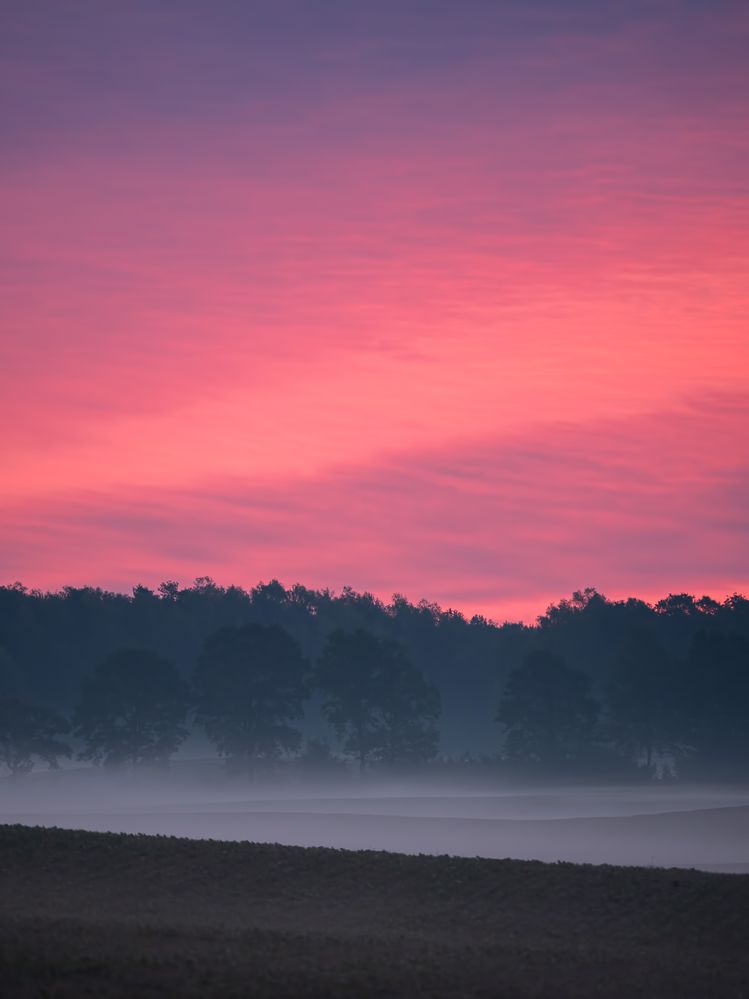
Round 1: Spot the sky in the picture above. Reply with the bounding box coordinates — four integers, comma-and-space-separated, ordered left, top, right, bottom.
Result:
1, 0, 748, 621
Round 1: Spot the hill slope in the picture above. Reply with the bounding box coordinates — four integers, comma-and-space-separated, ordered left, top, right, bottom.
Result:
1, 823, 748, 997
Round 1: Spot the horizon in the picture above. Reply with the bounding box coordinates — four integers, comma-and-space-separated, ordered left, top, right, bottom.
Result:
4, 576, 746, 627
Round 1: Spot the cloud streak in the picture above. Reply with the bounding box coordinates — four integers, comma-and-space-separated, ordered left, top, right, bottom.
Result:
3, 393, 746, 620
1, 1, 748, 615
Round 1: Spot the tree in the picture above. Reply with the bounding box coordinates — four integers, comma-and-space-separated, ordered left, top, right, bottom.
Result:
680, 631, 749, 777
497, 651, 599, 769
314, 629, 440, 771
0, 698, 70, 776
3, 579, 748, 767
655, 593, 699, 618
0, 646, 20, 697
193, 623, 307, 773
295, 738, 346, 774
374, 648, 441, 767
158, 580, 180, 601
606, 630, 682, 772
74, 648, 189, 766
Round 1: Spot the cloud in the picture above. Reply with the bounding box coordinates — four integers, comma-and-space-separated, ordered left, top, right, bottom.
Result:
2, 393, 746, 620
2, 1, 748, 619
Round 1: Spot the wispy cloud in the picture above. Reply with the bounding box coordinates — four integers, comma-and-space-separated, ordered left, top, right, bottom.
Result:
2, 393, 746, 619
1, 1, 748, 616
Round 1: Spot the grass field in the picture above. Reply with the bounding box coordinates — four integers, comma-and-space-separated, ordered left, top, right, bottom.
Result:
2, 824, 749, 997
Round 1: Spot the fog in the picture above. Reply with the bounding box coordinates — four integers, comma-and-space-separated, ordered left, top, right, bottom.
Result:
3, 765, 749, 873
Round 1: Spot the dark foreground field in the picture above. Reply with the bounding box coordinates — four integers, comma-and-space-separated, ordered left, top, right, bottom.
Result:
1, 824, 748, 998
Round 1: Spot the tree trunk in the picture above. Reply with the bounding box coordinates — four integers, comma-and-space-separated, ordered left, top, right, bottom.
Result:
357, 722, 366, 774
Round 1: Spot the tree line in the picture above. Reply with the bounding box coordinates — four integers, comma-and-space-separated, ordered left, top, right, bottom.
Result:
2, 600, 748, 780
0, 626, 440, 777
498, 630, 749, 778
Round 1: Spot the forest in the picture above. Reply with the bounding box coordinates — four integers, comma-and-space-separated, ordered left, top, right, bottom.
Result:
1, 580, 748, 780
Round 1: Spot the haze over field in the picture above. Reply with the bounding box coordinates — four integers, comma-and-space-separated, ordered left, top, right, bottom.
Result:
4, 769, 749, 873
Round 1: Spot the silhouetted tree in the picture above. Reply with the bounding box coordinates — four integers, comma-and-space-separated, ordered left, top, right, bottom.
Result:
680, 631, 749, 778
74, 648, 189, 766
3, 580, 749, 764
193, 623, 307, 773
0, 647, 20, 698
0, 697, 70, 776
655, 593, 700, 619
497, 651, 599, 769
295, 738, 346, 774
606, 630, 682, 772
158, 580, 180, 601
314, 629, 441, 771
374, 650, 441, 767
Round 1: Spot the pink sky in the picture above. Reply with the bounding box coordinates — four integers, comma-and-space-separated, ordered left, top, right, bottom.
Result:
1, 1, 748, 621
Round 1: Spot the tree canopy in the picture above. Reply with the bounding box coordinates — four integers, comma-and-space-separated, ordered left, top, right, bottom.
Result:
315, 629, 440, 770
497, 651, 599, 770
0, 697, 70, 776
192, 623, 308, 773
680, 631, 749, 778
74, 648, 189, 767
1, 581, 748, 776
606, 630, 681, 772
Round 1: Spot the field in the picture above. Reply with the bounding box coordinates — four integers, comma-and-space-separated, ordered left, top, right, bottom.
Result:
2, 823, 749, 997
